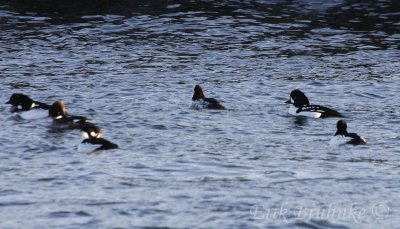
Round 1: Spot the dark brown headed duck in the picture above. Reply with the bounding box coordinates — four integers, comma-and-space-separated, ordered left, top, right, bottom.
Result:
329, 119, 367, 146
191, 85, 225, 110
49, 100, 87, 129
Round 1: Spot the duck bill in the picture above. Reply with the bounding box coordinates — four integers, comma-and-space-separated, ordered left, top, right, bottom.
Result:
5, 100, 11, 104
285, 99, 292, 104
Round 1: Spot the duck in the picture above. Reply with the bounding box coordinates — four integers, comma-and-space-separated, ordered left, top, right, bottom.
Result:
329, 119, 367, 146
285, 89, 343, 118
48, 101, 87, 129
77, 122, 118, 153
6, 93, 49, 119
190, 85, 225, 110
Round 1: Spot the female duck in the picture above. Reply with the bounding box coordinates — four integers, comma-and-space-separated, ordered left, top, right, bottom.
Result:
191, 85, 225, 110
48, 101, 87, 129
329, 120, 367, 146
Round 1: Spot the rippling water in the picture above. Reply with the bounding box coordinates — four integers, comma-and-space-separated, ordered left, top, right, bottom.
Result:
1, 0, 399, 228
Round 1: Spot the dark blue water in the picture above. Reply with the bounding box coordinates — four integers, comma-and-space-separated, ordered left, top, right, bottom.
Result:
1, 0, 399, 228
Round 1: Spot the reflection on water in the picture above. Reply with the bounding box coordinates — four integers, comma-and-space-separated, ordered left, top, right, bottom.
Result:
0, 0, 399, 228
293, 116, 308, 127
3, 0, 400, 32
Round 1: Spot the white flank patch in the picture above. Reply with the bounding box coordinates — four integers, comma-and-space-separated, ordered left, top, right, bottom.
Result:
30, 103, 36, 108
19, 109, 49, 120
77, 142, 100, 154
54, 115, 63, 120
329, 135, 350, 147
288, 105, 298, 115
288, 105, 321, 118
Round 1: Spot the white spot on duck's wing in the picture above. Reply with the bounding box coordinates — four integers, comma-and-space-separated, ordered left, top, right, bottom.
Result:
30, 102, 37, 108
77, 142, 100, 154
288, 105, 322, 118
54, 115, 63, 120
19, 109, 49, 119
305, 105, 342, 117
301, 106, 321, 112
72, 117, 86, 123
17, 105, 22, 110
